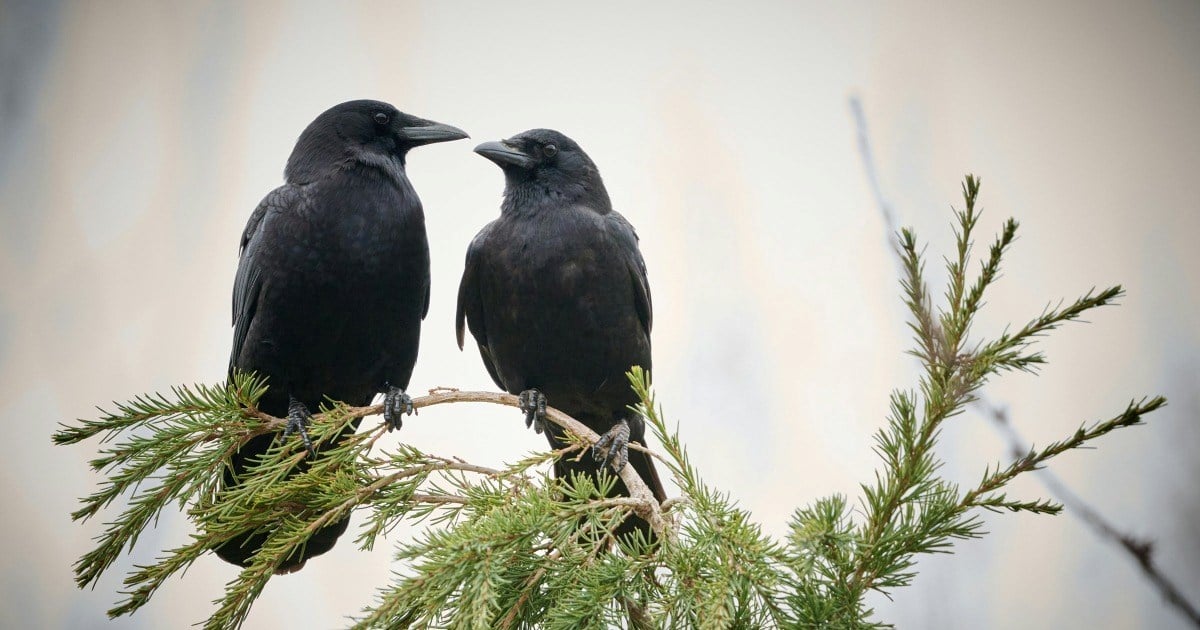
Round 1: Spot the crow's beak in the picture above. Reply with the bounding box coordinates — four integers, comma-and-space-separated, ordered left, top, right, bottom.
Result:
401, 119, 469, 145
474, 141, 535, 169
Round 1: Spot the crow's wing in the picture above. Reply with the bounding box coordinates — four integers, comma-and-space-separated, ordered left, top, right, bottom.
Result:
456, 225, 504, 389
610, 211, 652, 338
229, 184, 302, 374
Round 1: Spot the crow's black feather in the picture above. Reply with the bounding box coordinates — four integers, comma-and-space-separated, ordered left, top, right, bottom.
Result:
217, 100, 465, 572
458, 129, 666, 539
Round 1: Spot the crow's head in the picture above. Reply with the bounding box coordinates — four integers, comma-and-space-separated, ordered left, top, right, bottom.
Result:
475, 129, 611, 213
286, 99, 467, 183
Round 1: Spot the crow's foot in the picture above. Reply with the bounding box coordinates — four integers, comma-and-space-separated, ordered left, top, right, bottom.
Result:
518, 389, 548, 434
592, 418, 631, 473
384, 385, 415, 432
283, 397, 316, 458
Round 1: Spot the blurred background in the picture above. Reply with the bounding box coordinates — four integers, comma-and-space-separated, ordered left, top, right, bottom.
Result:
2, 1, 1197, 627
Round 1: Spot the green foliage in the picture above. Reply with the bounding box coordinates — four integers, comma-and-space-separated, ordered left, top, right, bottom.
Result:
55, 176, 1163, 628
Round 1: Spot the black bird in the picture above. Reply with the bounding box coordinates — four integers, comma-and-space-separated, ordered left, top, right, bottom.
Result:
216, 100, 467, 573
456, 129, 666, 539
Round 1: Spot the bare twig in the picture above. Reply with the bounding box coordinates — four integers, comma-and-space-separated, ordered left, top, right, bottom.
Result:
849, 95, 901, 255
849, 95, 1200, 628
407, 493, 470, 506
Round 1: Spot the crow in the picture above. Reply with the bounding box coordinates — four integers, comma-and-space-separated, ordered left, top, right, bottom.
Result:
456, 129, 666, 539
215, 100, 467, 573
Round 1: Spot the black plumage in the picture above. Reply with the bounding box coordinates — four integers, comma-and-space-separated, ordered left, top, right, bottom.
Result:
457, 129, 666, 538
216, 100, 466, 572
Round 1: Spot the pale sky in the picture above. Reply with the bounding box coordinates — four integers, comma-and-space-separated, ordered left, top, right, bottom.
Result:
2, 1, 1197, 628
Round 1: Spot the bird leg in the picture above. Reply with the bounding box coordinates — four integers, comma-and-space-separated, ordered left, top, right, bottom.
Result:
518, 388, 548, 434
384, 385, 415, 431
592, 418, 631, 473
282, 396, 316, 458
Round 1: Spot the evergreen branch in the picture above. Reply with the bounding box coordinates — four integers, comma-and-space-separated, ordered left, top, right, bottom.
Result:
962, 217, 1017, 322
833, 171, 1163, 624
849, 100, 1178, 625
941, 175, 980, 342
56, 374, 268, 589
497, 547, 559, 629
202, 456, 490, 630
59, 375, 674, 628
962, 397, 1162, 509
975, 285, 1124, 376
898, 229, 940, 370
977, 398, 1200, 627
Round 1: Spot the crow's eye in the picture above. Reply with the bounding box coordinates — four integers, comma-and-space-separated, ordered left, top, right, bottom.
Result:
542, 144, 558, 158
373, 112, 390, 125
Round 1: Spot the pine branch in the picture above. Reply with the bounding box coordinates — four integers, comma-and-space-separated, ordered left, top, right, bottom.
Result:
56, 375, 675, 629
810, 166, 1160, 627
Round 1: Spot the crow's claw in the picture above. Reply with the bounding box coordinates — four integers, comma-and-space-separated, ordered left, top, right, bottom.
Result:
592, 418, 631, 473
518, 389, 548, 434
384, 385, 415, 432
283, 397, 316, 458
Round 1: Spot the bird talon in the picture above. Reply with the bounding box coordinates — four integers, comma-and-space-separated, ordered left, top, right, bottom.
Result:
284, 397, 316, 458
592, 418, 631, 473
518, 389, 548, 434
384, 386, 414, 432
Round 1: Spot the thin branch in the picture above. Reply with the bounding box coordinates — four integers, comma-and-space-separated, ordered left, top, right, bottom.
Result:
408, 493, 470, 506
255, 388, 669, 538
300, 465, 476, 540
849, 95, 901, 254
498, 548, 558, 629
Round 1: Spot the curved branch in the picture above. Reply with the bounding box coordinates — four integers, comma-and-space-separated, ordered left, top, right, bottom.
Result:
250, 388, 669, 538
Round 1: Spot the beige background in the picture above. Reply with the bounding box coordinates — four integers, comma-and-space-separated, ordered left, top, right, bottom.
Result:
2, 1, 1197, 628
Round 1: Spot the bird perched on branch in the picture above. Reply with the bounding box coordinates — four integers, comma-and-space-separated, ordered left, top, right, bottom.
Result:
216, 100, 467, 572
457, 129, 666, 539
